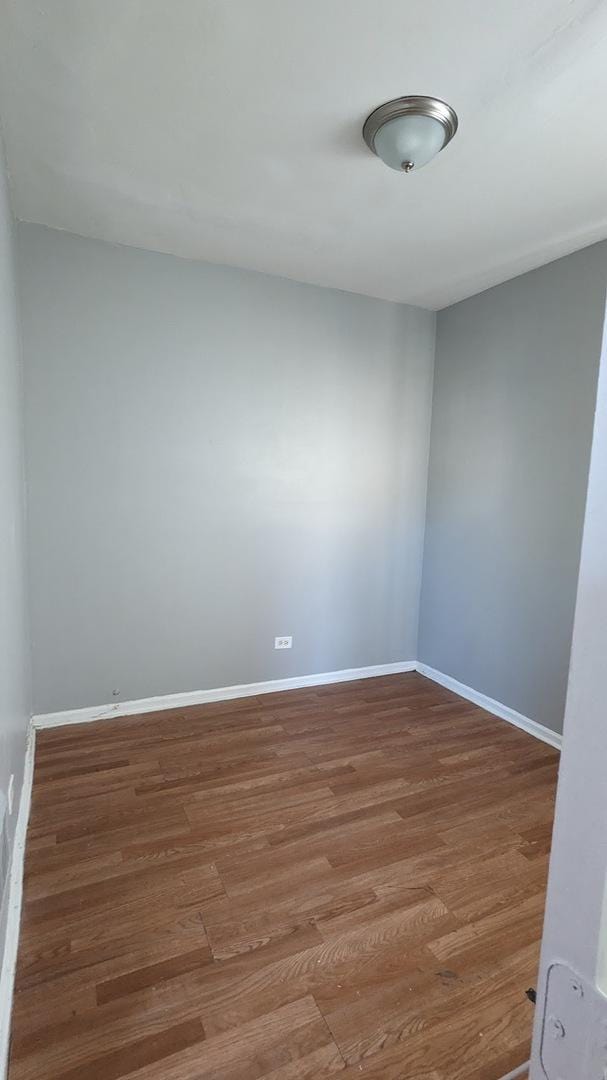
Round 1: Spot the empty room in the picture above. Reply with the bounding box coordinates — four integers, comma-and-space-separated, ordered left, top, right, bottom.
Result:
2, 3, 607, 1079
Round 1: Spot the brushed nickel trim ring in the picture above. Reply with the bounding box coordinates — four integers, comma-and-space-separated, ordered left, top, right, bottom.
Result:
363, 95, 459, 157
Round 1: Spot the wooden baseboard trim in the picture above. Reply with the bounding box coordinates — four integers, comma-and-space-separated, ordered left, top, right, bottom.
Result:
32, 661, 417, 729
0, 727, 35, 1080
416, 663, 562, 750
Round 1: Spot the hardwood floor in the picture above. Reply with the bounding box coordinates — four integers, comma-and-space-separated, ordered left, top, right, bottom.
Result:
9, 672, 558, 1080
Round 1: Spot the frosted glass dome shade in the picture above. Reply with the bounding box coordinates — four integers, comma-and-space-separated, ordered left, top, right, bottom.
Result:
373, 113, 447, 172
363, 96, 458, 174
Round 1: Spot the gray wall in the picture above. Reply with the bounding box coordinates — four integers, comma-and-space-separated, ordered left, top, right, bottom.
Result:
419, 241, 607, 734
18, 224, 435, 713
0, 133, 30, 992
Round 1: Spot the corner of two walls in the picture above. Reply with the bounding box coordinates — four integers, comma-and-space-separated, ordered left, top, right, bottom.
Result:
14, 222, 607, 739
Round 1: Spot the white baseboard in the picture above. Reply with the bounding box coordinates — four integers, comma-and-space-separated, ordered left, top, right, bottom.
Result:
497, 1063, 530, 1080
32, 661, 417, 729
31, 661, 562, 751
416, 662, 562, 750
0, 726, 35, 1080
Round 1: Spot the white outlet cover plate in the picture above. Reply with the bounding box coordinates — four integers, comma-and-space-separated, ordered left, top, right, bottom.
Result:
274, 637, 293, 650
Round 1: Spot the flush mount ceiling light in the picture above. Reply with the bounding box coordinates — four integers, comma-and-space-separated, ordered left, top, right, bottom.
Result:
363, 95, 458, 173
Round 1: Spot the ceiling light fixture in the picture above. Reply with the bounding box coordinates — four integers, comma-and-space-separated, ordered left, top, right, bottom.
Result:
363, 95, 458, 173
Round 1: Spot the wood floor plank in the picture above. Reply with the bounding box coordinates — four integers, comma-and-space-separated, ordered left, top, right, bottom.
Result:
53, 1018, 205, 1080
96, 945, 214, 1005
127, 996, 338, 1080
8, 673, 557, 1080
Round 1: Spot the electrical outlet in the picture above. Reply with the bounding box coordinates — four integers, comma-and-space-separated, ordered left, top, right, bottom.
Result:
274, 636, 292, 650
7, 774, 15, 816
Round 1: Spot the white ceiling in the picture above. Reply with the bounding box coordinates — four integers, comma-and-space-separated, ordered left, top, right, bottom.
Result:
1, 1, 607, 309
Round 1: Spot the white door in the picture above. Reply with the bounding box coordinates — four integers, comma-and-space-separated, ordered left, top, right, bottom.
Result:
529, 303, 607, 1078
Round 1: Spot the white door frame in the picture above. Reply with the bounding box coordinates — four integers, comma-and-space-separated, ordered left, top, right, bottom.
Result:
529, 295, 607, 1078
